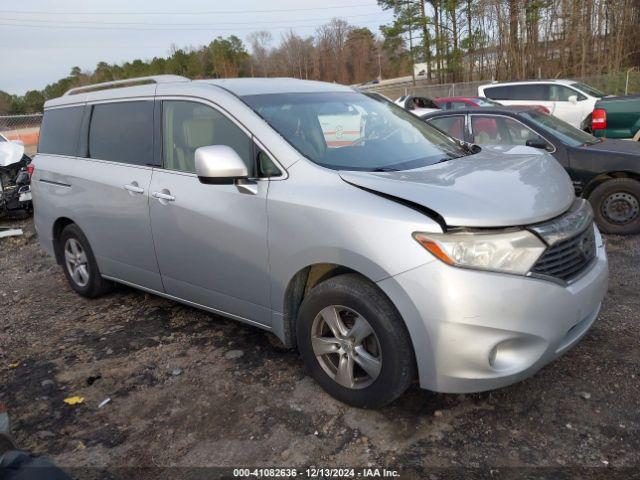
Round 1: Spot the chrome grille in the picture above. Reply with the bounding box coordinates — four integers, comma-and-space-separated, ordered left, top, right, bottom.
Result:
531, 225, 596, 282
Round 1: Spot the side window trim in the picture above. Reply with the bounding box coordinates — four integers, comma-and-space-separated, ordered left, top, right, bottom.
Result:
152, 99, 162, 167
156, 96, 287, 180
469, 113, 557, 153
76, 104, 90, 157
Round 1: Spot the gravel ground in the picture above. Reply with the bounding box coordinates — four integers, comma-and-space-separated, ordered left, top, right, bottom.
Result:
0, 218, 638, 478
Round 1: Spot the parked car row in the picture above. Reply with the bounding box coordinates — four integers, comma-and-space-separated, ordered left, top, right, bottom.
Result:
394, 79, 639, 140
32, 76, 608, 408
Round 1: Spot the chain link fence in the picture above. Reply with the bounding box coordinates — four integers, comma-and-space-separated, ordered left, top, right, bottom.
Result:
0, 114, 42, 157
359, 71, 640, 101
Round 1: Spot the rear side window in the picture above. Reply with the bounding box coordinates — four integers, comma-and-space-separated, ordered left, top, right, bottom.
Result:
38, 106, 84, 156
483, 86, 513, 100
513, 85, 549, 100
88, 101, 153, 166
485, 84, 549, 101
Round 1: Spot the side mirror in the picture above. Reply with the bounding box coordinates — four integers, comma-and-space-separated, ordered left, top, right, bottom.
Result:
195, 145, 249, 184
460, 140, 482, 154
568, 95, 578, 104
526, 139, 550, 150
11, 139, 24, 146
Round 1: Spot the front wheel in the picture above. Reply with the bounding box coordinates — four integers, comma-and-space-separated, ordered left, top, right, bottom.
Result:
588, 178, 640, 235
296, 273, 416, 408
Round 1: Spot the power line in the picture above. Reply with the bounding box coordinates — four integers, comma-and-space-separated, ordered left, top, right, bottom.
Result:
0, 12, 385, 27
0, 16, 389, 32
0, 19, 387, 32
0, 3, 379, 15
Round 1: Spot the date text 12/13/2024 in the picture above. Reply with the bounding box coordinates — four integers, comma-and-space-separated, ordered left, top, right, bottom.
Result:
232, 468, 401, 478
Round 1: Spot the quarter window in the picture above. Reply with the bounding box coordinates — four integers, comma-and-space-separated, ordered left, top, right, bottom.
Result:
38, 106, 84, 156
162, 101, 253, 174
88, 101, 153, 166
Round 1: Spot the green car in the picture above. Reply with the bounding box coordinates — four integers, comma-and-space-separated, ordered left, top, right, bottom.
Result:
592, 95, 640, 140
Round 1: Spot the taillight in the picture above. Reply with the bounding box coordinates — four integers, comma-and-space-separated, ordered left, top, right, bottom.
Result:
592, 109, 607, 130
27, 163, 35, 179
536, 106, 550, 114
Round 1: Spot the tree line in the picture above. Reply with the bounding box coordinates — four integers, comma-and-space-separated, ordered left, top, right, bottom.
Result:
382, 0, 640, 83
1, 0, 638, 115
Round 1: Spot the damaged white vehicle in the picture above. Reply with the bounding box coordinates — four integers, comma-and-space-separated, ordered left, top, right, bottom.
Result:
0, 133, 32, 217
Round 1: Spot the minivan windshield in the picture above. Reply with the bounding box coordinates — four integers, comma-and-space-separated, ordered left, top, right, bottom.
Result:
519, 109, 600, 147
243, 91, 468, 171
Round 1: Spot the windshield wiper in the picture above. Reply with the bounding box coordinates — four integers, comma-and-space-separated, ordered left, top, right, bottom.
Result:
371, 167, 400, 172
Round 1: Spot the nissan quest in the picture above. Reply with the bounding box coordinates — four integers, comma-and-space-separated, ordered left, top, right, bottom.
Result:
31, 76, 609, 408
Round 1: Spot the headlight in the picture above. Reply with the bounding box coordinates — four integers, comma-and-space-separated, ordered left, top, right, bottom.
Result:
413, 230, 546, 275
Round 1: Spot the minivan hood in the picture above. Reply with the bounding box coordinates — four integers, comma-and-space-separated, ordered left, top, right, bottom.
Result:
340, 147, 575, 228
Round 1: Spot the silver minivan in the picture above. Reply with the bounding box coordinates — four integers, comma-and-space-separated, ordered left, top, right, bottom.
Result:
32, 76, 608, 408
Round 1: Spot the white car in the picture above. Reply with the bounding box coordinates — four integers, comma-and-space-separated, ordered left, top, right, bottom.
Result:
394, 95, 440, 116
478, 80, 607, 130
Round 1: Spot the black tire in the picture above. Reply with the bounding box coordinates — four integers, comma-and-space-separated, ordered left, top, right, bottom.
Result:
588, 178, 640, 235
581, 114, 593, 134
58, 224, 113, 297
296, 273, 416, 408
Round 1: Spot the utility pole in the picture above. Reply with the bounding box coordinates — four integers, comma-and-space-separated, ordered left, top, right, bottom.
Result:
377, 51, 382, 81
408, 23, 416, 86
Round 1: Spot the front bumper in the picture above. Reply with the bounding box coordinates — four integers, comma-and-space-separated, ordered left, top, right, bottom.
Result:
377, 226, 609, 393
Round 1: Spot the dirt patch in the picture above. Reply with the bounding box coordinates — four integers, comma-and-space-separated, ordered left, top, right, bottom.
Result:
1, 219, 639, 476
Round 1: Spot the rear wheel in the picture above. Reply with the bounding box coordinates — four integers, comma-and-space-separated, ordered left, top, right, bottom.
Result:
59, 224, 112, 297
296, 273, 416, 408
588, 178, 640, 235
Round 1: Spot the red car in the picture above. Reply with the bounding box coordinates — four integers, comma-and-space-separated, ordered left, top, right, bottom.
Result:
434, 96, 550, 114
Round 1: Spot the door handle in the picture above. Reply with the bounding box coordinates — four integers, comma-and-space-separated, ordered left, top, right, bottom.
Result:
152, 191, 175, 202
123, 183, 144, 194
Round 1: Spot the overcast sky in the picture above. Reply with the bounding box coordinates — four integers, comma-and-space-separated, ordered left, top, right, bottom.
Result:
0, 0, 394, 95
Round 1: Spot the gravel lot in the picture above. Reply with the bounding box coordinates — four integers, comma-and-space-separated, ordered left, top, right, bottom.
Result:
1, 218, 639, 478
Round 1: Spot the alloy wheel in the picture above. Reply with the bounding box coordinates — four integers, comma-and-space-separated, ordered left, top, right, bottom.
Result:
64, 238, 90, 287
310, 305, 382, 389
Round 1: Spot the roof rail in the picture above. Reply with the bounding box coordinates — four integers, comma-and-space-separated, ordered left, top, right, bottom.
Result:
64, 75, 190, 96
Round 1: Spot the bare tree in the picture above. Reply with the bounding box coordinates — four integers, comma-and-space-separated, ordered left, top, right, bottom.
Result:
247, 31, 273, 77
